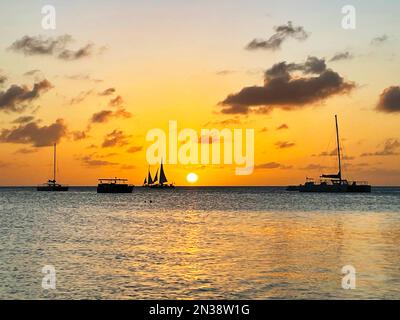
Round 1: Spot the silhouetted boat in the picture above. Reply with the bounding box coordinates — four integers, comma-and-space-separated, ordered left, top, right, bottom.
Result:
97, 178, 134, 193
143, 161, 174, 188
296, 115, 371, 193
37, 143, 69, 192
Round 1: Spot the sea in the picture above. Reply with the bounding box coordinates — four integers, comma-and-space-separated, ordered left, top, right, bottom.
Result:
0, 186, 399, 299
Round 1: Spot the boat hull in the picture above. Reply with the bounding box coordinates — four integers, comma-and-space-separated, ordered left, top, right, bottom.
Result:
37, 186, 69, 192
97, 184, 134, 193
146, 184, 175, 189
299, 184, 371, 193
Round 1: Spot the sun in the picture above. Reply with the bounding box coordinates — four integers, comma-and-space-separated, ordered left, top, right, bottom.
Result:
186, 172, 198, 184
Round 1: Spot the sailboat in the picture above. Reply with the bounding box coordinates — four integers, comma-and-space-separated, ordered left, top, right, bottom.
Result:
296, 115, 371, 193
143, 160, 174, 188
37, 143, 69, 191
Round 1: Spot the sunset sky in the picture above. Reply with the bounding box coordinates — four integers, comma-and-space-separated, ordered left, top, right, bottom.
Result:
0, 0, 399, 186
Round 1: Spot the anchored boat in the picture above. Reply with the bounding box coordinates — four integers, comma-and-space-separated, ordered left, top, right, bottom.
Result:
37, 143, 69, 192
97, 178, 134, 193
296, 115, 371, 193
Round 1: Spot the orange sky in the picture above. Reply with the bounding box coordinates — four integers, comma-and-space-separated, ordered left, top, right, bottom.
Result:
0, 1, 399, 186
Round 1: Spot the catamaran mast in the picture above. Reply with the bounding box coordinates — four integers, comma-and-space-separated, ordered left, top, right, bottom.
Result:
53, 143, 56, 183
335, 115, 342, 182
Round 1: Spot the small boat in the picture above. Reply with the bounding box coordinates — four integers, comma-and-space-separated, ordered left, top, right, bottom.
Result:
97, 178, 134, 193
296, 115, 371, 193
37, 144, 69, 192
143, 161, 175, 189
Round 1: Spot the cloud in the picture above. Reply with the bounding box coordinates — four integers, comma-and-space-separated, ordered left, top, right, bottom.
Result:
259, 127, 268, 133
0, 71, 7, 86
70, 90, 93, 105
0, 118, 67, 147
9, 34, 72, 56
23, 69, 41, 76
91, 108, 132, 123
255, 162, 292, 170
127, 146, 143, 153
9, 35, 102, 61
371, 35, 388, 46
330, 51, 353, 62
246, 21, 309, 51
102, 130, 130, 148
58, 43, 95, 61
15, 147, 38, 154
377, 86, 400, 113
99, 88, 116, 96
79, 154, 118, 167
276, 124, 289, 130
203, 117, 243, 126
300, 164, 329, 170
361, 139, 400, 156
219, 56, 355, 114
65, 74, 103, 82
108, 95, 123, 107
216, 70, 236, 76
71, 130, 88, 141
0, 79, 53, 113
12, 115, 35, 124
275, 141, 295, 149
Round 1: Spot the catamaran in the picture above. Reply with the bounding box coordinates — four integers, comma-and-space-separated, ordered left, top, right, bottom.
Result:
143, 161, 174, 188
294, 115, 371, 193
37, 143, 69, 191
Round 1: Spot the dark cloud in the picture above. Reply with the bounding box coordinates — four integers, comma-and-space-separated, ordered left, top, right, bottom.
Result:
71, 130, 88, 141
246, 21, 309, 51
12, 115, 35, 124
0, 71, 7, 86
275, 141, 295, 149
58, 43, 94, 61
276, 124, 289, 130
361, 139, 400, 157
377, 86, 400, 113
0, 79, 53, 113
255, 162, 292, 170
371, 35, 388, 46
219, 56, 355, 114
259, 127, 268, 133
9, 34, 72, 56
108, 95, 123, 107
99, 88, 116, 96
102, 130, 130, 148
330, 51, 353, 62
9, 35, 101, 61
0, 118, 67, 147
127, 146, 143, 153
91, 108, 132, 123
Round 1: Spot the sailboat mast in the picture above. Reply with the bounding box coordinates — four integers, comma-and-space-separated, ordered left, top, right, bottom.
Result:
335, 115, 342, 181
53, 143, 56, 182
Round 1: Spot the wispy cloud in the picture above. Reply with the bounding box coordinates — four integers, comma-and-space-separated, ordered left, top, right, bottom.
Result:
246, 21, 309, 51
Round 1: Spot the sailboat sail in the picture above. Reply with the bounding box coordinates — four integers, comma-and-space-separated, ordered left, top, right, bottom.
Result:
147, 169, 153, 185
144, 178, 147, 185
154, 169, 159, 183
159, 162, 168, 184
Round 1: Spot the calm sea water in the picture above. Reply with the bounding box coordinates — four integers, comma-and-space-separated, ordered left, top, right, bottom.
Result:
0, 187, 399, 300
